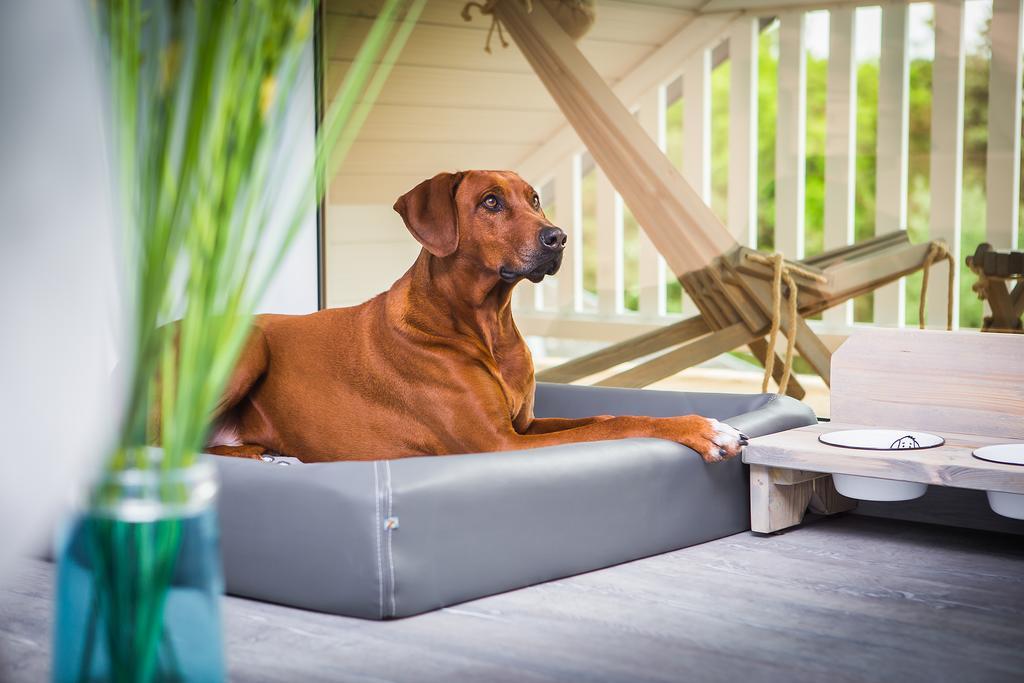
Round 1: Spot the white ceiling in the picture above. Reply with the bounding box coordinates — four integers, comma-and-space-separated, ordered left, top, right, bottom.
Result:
325, 0, 699, 204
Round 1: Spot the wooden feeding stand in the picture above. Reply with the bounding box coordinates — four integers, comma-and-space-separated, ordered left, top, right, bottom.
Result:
485, 0, 954, 396
744, 329, 1024, 533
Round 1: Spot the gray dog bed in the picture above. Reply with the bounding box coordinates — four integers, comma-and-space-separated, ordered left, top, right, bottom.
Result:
215, 383, 815, 619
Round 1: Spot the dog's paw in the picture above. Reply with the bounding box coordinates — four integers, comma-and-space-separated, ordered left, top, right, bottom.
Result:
676, 416, 748, 463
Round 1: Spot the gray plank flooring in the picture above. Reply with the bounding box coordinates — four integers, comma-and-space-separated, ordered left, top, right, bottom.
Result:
2, 515, 1022, 683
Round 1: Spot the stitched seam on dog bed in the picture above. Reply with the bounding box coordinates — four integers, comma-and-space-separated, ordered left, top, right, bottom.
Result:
373, 461, 385, 619
385, 461, 397, 618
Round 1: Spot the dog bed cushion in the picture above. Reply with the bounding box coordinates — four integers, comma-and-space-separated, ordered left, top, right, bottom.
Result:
215, 384, 815, 619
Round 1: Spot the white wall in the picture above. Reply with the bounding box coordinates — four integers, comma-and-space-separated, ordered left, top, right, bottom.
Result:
325, 203, 421, 308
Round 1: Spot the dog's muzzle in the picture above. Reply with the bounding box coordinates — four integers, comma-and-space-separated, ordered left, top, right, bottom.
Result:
499, 251, 563, 284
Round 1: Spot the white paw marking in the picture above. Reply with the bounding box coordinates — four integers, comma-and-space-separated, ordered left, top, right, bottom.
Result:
704, 418, 745, 460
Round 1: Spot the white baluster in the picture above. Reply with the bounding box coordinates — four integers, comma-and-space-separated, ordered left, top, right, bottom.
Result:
595, 169, 621, 316
875, 2, 911, 327
682, 48, 711, 317
824, 7, 857, 329
728, 17, 759, 249
638, 87, 666, 318
555, 154, 581, 314
986, 0, 1024, 250
775, 12, 807, 260
928, 0, 966, 329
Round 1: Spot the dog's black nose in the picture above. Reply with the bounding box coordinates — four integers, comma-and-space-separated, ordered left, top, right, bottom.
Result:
539, 226, 567, 252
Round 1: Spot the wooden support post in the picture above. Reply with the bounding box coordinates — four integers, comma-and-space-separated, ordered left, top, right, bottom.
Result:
750, 465, 855, 533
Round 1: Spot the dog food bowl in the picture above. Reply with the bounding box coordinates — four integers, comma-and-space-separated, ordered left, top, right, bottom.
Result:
818, 429, 944, 451
987, 491, 1024, 520
820, 429, 940, 501
973, 444, 1024, 520
832, 473, 928, 501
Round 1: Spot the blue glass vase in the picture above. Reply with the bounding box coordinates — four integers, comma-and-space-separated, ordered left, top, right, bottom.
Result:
53, 457, 225, 683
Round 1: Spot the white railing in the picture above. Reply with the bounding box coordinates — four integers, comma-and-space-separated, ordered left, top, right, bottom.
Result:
512, 0, 1023, 346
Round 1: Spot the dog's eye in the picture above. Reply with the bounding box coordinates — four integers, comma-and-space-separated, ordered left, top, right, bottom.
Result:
532, 195, 541, 210
481, 194, 501, 211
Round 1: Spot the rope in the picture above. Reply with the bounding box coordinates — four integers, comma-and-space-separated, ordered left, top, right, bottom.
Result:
743, 252, 827, 395
918, 241, 955, 331
462, 0, 533, 53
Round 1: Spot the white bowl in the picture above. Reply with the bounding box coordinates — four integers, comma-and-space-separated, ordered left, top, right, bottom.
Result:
987, 491, 1024, 520
832, 473, 928, 502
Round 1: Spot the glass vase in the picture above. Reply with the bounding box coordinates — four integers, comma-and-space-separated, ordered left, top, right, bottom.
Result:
53, 456, 225, 683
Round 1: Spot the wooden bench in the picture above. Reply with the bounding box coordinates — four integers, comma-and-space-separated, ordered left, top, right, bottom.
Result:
743, 329, 1024, 533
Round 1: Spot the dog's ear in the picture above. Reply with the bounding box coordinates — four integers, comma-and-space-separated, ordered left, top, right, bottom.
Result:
393, 172, 464, 258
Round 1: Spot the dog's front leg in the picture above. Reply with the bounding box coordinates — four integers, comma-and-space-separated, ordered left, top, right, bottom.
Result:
496, 415, 748, 463
522, 416, 615, 435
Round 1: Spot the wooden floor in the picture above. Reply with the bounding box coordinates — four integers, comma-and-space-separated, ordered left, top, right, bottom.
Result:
2, 515, 1022, 682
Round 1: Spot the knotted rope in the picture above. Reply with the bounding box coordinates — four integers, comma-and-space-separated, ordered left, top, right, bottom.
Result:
743, 252, 828, 395
462, 0, 533, 53
918, 241, 955, 331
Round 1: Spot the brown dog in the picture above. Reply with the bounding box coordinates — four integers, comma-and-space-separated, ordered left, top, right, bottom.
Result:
207, 170, 747, 463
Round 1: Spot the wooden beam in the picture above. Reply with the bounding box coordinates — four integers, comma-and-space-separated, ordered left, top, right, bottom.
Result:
536, 316, 712, 384
594, 322, 753, 388
874, 2, 910, 326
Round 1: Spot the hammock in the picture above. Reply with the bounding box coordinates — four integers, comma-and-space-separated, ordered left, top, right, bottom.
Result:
467, 0, 953, 396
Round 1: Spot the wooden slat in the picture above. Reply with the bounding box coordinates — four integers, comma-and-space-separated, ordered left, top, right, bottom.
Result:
536, 316, 712, 383
325, 62, 557, 110
746, 421, 1024, 495
336, 140, 534, 176
637, 88, 665, 317
830, 328, 1024, 440
324, 15, 651, 78
325, 0, 693, 57
986, 0, 1024, 251
874, 2, 911, 326
728, 17, 759, 248
817, 241, 933, 309
775, 11, 807, 259
351, 103, 563, 144
555, 155, 582, 313
823, 7, 857, 328
803, 229, 909, 269
927, 0, 966, 329
594, 322, 754, 388
596, 170, 621, 315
